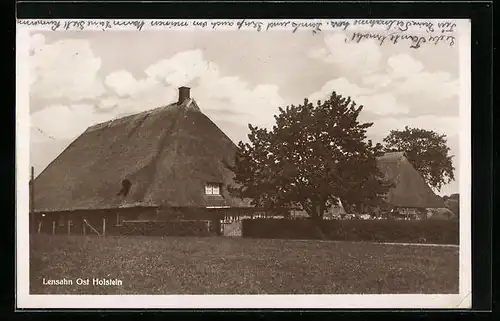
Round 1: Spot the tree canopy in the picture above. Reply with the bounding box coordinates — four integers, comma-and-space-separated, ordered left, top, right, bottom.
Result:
228, 91, 392, 219
383, 126, 455, 192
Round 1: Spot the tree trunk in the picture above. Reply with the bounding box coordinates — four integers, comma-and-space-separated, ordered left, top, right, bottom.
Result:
310, 201, 324, 220
304, 199, 327, 220
311, 202, 321, 220
312, 201, 327, 239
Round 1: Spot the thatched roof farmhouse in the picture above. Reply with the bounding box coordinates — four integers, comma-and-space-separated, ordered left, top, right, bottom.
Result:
33, 87, 249, 214
376, 151, 445, 210
285, 152, 445, 219
31, 87, 256, 236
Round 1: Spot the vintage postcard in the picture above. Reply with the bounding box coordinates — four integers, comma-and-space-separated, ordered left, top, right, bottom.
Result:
16, 18, 471, 309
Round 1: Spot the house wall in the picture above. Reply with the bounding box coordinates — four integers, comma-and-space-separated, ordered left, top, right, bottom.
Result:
156, 207, 210, 220
157, 207, 224, 235
31, 207, 158, 236
31, 206, 225, 236
31, 207, 282, 237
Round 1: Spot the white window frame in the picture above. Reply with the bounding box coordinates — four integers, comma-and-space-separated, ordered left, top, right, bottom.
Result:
205, 183, 221, 195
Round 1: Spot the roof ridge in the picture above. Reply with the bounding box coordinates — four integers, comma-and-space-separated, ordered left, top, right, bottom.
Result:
86, 98, 204, 133
377, 151, 406, 162
85, 102, 180, 133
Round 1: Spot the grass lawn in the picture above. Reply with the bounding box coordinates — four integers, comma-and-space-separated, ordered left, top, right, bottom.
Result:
29, 235, 459, 295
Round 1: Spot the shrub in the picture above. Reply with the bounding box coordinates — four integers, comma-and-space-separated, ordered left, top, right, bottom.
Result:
242, 219, 459, 245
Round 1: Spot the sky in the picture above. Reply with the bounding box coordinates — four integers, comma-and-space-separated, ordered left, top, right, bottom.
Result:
27, 27, 461, 196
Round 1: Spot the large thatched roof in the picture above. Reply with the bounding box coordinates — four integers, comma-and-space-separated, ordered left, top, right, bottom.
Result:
33, 88, 250, 212
376, 152, 445, 208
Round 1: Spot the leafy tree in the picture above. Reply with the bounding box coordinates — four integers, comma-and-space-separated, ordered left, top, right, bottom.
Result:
228, 91, 392, 219
383, 126, 455, 192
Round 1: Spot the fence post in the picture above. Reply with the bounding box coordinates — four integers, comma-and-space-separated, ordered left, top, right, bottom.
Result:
68, 220, 71, 235
82, 218, 86, 235
52, 221, 55, 235
102, 218, 106, 237
38, 221, 42, 234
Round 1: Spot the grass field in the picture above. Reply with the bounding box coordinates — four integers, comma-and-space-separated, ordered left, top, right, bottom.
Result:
29, 235, 459, 295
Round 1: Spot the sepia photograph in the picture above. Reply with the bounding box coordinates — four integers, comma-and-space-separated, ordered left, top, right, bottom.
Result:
16, 18, 471, 309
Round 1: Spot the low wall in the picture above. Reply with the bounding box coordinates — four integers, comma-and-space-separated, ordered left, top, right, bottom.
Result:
241, 219, 459, 245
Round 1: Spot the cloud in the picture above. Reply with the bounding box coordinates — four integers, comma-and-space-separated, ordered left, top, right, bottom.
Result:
308, 78, 409, 116
357, 93, 410, 115
361, 115, 460, 142
197, 82, 285, 130
29, 33, 105, 101
362, 74, 393, 89
394, 70, 459, 101
104, 70, 160, 97
29, 47, 285, 146
309, 33, 459, 105
367, 53, 460, 102
97, 97, 120, 111
100, 85, 178, 118
30, 104, 113, 140
308, 80, 458, 140
309, 41, 459, 119
193, 60, 285, 128
387, 53, 425, 79
309, 78, 374, 102
100, 49, 285, 132
309, 33, 383, 76
145, 50, 213, 87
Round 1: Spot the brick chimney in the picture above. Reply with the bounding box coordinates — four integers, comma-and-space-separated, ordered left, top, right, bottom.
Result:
178, 86, 191, 103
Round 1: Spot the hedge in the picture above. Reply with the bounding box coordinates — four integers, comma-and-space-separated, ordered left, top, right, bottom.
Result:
241, 219, 459, 245
115, 220, 215, 237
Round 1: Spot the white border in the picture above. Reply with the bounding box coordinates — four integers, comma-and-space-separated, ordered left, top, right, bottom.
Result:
16, 19, 472, 310
457, 19, 472, 306
20, 294, 469, 310
16, 27, 31, 308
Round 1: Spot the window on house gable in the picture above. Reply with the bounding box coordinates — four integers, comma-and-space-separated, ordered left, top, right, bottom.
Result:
205, 183, 222, 195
